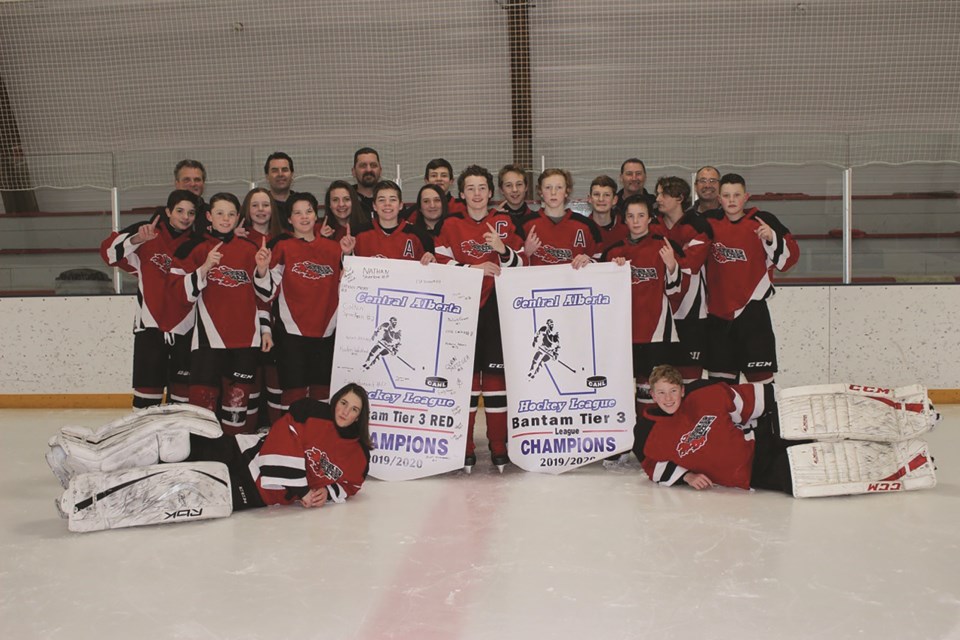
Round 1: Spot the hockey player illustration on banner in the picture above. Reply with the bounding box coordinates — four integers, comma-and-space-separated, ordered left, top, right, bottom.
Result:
528, 319, 568, 379
362, 317, 411, 370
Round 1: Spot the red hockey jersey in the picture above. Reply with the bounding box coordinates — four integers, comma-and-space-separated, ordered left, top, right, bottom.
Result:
592, 215, 629, 255
268, 234, 342, 338
602, 233, 682, 344
636, 381, 773, 490
704, 208, 799, 320
651, 210, 712, 320
100, 216, 195, 334
433, 211, 524, 307
171, 234, 272, 350
245, 399, 370, 505
354, 220, 432, 260
519, 209, 604, 265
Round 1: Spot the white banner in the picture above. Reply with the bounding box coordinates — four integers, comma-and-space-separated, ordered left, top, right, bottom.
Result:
331, 256, 483, 481
496, 263, 636, 474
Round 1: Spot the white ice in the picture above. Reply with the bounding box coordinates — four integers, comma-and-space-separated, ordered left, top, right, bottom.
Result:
2, 407, 959, 640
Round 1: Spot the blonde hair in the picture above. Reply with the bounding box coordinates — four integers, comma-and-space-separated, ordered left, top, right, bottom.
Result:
649, 364, 683, 388
537, 168, 573, 194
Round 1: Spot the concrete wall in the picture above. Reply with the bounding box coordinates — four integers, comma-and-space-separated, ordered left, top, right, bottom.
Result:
1, 285, 958, 396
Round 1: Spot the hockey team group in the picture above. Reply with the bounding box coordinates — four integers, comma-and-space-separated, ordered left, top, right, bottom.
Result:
44, 151, 939, 532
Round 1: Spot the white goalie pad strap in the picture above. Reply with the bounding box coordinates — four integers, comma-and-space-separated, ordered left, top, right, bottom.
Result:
777, 383, 937, 442
58, 462, 233, 533
47, 405, 223, 488
788, 438, 936, 498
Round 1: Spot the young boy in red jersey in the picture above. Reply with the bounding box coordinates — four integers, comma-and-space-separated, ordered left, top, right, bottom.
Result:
587, 175, 627, 253
495, 164, 535, 222
702, 174, 799, 384
520, 168, 602, 268
101, 189, 201, 408
171, 193, 274, 433
651, 176, 713, 383
434, 165, 524, 472
348, 180, 434, 263
602, 195, 685, 409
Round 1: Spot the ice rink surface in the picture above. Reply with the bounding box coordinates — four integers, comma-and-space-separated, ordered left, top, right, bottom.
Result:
2, 407, 958, 640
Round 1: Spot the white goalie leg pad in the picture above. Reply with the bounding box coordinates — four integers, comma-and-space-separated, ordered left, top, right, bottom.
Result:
58, 462, 233, 532
777, 383, 938, 442
46, 404, 223, 488
788, 438, 936, 498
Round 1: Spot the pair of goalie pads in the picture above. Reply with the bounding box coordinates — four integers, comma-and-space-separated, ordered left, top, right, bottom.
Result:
776, 384, 938, 498
46, 403, 223, 489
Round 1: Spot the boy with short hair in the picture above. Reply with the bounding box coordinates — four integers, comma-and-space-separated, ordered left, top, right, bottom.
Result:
495, 164, 535, 222
348, 180, 434, 263
587, 175, 627, 253
702, 173, 799, 383
423, 158, 465, 217
434, 165, 524, 472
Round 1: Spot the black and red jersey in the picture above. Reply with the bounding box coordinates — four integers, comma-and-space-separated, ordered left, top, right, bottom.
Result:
651, 209, 713, 320
171, 233, 273, 350
635, 381, 774, 490
268, 234, 342, 338
242, 399, 370, 505
602, 233, 682, 345
591, 214, 629, 254
518, 209, 604, 265
100, 215, 195, 335
433, 210, 524, 307
354, 220, 433, 260
703, 207, 800, 320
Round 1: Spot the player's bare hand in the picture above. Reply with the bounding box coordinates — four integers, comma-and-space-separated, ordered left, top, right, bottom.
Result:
756, 220, 774, 243
523, 227, 542, 257
571, 254, 592, 270
261, 331, 273, 353
299, 487, 328, 508
200, 242, 223, 275
131, 218, 159, 245
340, 223, 356, 255
684, 472, 714, 490
659, 238, 678, 271
612, 257, 627, 267
255, 237, 271, 274
484, 222, 506, 254
319, 218, 336, 238
234, 219, 249, 238
420, 252, 436, 265
473, 261, 501, 277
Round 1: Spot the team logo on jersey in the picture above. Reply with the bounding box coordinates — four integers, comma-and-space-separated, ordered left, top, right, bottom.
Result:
630, 266, 658, 284
676, 415, 716, 457
305, 447, 344, 481
711, 243, 747, 264
536, 245, 573, 264
460, 239, 493, 259
292, 261, 335, 280
208, 266, 250, 287
150, 253, 173, 273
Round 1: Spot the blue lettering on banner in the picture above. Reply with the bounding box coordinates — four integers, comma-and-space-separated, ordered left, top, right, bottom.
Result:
372, 432, 450, 456
356, 291, 408, 307
517, 399, 567, 413
513, 295, 561, 309
520, 436, 617, 455
367, 389, 402, 404
409, 297, 462, 314
562, 293, 611, 306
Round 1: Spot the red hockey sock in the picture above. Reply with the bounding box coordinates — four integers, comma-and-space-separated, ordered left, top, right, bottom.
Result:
282, 387, 308, 412
677, 365, 703, 384
466, 372, 481, 456
133, 387, 163, 409
188, 385, 219, 413
265, 365, 283, 425
220, 381, 253, 435
482, 372, 508, 456
308, 384, 330, 402
744, 372, 775, 384
167, 382, 189, 404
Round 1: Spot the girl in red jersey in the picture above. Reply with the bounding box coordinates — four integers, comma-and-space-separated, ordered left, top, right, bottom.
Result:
240, 188, 284, 430
320, 180, 370, 241
410, 183, 449, 237
101, 189, 201, 409
434, 165, 524, 472
346, 180, 435, 264
602, 195, 685, 410
520, 168, 602, 268
172, 192, 274, 433
269, 192, 352, 408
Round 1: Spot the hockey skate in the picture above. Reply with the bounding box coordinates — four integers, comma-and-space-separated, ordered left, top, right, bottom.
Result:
492, 452, 510, 474
463, 453, 477, 474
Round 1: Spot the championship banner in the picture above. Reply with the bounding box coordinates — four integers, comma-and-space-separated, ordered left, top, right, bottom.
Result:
496, 263, 635, 474
331, 256, 483, 480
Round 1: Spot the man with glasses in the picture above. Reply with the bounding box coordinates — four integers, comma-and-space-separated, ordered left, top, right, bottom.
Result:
692, 166, 721, 213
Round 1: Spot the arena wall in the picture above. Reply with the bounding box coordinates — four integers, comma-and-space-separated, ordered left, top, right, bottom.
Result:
1, 285, 958, 406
